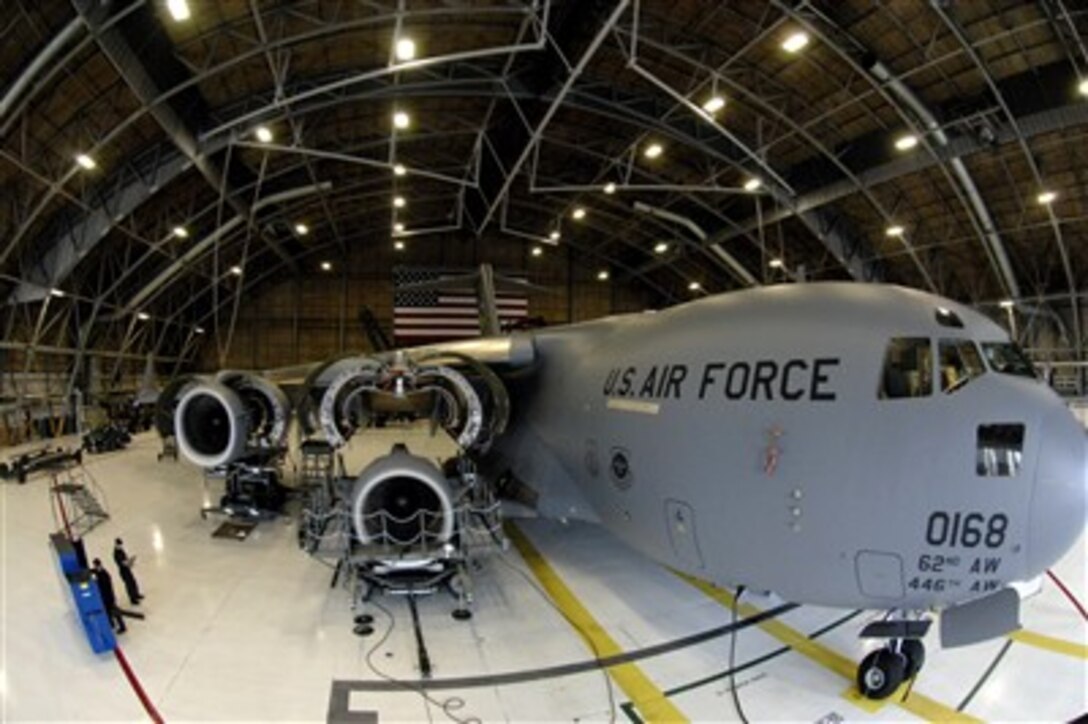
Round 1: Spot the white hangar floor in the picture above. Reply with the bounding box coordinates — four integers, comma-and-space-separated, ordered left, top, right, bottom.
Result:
1, 428, 1085, 722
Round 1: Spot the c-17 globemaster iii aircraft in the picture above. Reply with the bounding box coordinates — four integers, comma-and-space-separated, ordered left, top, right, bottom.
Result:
162, 279, 1086, 700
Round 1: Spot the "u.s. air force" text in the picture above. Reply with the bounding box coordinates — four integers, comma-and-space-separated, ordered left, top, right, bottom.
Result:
602, 359, 841, 401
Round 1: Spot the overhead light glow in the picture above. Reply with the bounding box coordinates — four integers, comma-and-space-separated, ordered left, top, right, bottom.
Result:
166, 0, 191, 21
393, 222, 405, 233
702, 95, 726, 114
782, 31, 810, 54
254, 125, 273, 143
572, 207, 586, 220
393, 111, 410, 129
1079, 78, 1088, 97
294, 222, 309, 236
885, 224, 905, 237
597, 270, 610, 281
194, 326, 205, 334
393, 163, 407, 176
75, 153, 96, 170
320, 261, 332, 272
137, 312, 150, 321
643, 143, 663, 159
531, 246, 543, 257
688, 281, 701, 291
49, 288, 66, 298
229, 265, 243, 276
395, 37, 416, 62
743, 177, 761, 192
999, 299, 1015, 310
894, 134, 919, 151
654, 242, 668, 254
172, 225, 189, 239
393, 196, 406, 208
769, 258, 784, 269
394, 240, 406, 251
604, 182, 617, 195
1037, 190, 1057, 205
549, 230, 561, 242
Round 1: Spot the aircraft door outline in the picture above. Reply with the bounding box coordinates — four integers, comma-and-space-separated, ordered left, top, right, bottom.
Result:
665, 499, 705, 571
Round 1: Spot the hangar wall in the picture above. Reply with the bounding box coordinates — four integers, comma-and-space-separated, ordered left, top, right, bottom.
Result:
194, 236, 654, 371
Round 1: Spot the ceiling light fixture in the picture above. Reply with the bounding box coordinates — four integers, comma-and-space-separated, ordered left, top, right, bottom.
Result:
137, 312, 150, 321
393, 163, 407, 176
254, 126, 273, 143
395, 37, 416, 62
643, 143, 663, 159
531, 246, 543, 257
172, 226, 189, 239
1037, 190, 1057, 205
549, 230, 561, 242
229, 265, 242, 276
1079, 78, 1088, 97
782, 31, 810, 54
999, 299, 1015, 310
393, 111, 410, 129
743, 177, 762, 192
688, 281, 701, 291
294, 222, 309, 235
654, 242, 668, 254
75, 153, 96, 170
702, 95, 726, 114
769, 258, 784, 269
394, 240, 405, 251
603, 182, 616, 195
49, 288, 65, 298
597, 270, 610, 281
885, 225, 905, 237
572, 207, 586, 220
894, 134, 918, 151
393, 196, 406, 208
166, 0, 190, 21
393, 222, 405, 233
320, 261, 332, 271
194, 326, 205, 334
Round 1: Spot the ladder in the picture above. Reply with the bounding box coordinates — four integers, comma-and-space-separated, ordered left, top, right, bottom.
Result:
51, 469, 110, 537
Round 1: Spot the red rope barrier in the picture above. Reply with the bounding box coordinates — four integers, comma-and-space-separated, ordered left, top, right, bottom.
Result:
114, 645, 165, 724
1046, 569, 1088, 622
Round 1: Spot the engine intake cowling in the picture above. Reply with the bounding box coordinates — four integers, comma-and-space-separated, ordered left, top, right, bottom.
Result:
174, 372, 289, 468
350, 445, 455, 547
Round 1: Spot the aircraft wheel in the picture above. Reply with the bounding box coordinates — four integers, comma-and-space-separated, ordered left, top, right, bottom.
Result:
857, 649, 906, 700
901, 639, 925, 679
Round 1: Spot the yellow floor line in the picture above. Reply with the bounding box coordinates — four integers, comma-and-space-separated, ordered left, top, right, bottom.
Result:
505, 523, 688, 723
1008, 629, 1088, 659
676, 572, 981, 723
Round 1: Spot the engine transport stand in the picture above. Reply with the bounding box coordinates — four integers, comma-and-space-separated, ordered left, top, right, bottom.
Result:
200, 448, 288, 525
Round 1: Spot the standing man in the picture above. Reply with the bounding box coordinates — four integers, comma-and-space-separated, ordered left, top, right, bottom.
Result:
113, 538, 143, 605
91, 559, 126, 634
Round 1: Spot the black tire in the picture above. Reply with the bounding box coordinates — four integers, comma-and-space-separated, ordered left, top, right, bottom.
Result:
901, 639, 925, 679
857, 649, 906, 699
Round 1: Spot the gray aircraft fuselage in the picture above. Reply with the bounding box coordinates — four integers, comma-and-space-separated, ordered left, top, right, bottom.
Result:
493, 282, 1086, 610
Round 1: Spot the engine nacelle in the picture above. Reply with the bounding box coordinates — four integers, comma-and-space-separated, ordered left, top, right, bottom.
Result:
174, 372, 289, 468
350, 445, 455, 547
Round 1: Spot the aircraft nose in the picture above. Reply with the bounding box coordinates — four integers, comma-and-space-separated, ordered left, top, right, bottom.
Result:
1028, 407, 1087, 575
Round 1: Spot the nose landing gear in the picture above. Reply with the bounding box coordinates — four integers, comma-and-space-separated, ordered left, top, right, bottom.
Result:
856, 614, 930, 700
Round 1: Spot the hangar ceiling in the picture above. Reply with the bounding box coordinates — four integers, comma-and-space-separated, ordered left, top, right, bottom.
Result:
2, 0, 1088, 373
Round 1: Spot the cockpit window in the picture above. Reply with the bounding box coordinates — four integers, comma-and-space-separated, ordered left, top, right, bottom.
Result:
981, 343, 1037, 379
939, 339, 986, 393
879, 337, 932, 399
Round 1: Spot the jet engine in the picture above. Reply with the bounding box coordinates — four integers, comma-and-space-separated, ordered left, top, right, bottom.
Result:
350, 444, 455, 547
174, 371, 290, 468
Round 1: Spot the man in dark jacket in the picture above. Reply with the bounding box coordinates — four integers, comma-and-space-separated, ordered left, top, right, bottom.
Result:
113, 538, 143, 605
91, 558, 126, 633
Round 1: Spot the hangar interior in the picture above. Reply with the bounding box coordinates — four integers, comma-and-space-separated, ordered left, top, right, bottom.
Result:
1, 0, 1086, 722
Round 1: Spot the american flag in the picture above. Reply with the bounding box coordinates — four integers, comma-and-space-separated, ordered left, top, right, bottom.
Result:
393, 266, 529, 345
